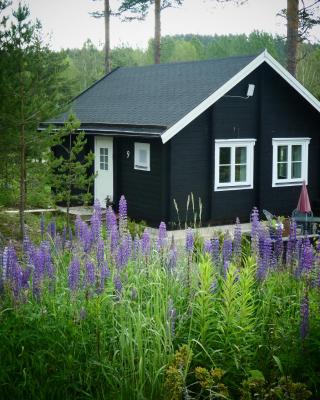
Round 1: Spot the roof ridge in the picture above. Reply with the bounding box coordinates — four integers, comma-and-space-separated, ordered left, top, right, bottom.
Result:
120, 53, 260, 70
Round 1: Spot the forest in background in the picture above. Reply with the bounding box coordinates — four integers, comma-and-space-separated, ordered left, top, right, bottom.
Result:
63, 32, 320, 99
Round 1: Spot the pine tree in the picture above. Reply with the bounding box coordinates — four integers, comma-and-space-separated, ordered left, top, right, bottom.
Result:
48, 115, 95, 228
0, 3, 70, 237
119, 0, 183, 64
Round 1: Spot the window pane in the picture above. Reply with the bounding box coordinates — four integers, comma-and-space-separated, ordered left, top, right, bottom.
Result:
219, 165, 231, 183
235, 147, 247, 164
278, 146, 288, 162
292, 145, 302, 162
139, 149, 147, 164
235, 165, 247, 182
277, 163, 287, 179
292, 162, 302, 178
219, 147, 231, 165
100, 162, 104, 170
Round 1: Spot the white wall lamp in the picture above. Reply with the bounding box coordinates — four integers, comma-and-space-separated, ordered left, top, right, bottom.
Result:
224, 83, 255, 100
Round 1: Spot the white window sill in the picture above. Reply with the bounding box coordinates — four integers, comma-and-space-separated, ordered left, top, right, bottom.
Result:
214, 184, 253, 192
272, 180, 306, 188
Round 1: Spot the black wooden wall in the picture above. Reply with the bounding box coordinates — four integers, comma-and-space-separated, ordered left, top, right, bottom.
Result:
115, 137, 168, 225
168, 110, 211, 228
258, 64, 320, 217
210, 70, 260, 223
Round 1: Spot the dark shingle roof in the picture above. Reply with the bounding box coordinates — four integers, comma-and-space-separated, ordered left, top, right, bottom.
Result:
49, 54, 258, 129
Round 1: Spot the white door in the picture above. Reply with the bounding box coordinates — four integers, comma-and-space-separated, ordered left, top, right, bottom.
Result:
94, 136, 113, 205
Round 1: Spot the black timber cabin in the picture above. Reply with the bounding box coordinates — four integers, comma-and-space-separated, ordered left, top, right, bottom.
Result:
40, 50, 320, 227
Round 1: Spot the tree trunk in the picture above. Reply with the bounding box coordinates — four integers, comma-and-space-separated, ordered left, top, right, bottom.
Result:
154, 0, 161, 64
287, 0, 299, 76
19, 123, 26, 238
104, 0, 111, 73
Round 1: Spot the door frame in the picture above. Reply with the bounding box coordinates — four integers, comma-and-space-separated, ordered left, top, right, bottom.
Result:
94, 135, 114, 205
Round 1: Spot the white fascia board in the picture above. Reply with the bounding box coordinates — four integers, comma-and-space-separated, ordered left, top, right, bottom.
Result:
161, 50, 320, 144
161, 52, 266, 144
263, 52, 320, 114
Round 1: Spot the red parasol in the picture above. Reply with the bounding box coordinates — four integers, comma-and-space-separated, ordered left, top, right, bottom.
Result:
297, 181, 312, 214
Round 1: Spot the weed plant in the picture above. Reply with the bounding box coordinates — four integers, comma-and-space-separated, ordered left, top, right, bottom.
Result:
0, 200, 319, 399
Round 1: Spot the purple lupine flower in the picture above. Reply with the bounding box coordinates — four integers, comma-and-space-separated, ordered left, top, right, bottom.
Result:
168, 297, 177, 337
116, 243, 125, 270
300, 291, 309, 340
116, 234, 132, 270
295, 238, 303, 265
12, 262, 23, 298
48, 219, 56, 239
133, 235, 141, 259
157, 222, 167, 251
100, 261, 110, 284
23, 234, 32, 255
82, 224, 92, 253
114, 275, 122, 297
233, 218, 242, 260
250, 207, 260, 255
251, 207, 260, 235
257, 236, 272, 281
94, 199, 102, 222
84, 261, 95, 287
90, 212, 101, 241
97, 261, 110, 294
21, 267, 32, 289
68, 257, 81, 292
211, 238, 220, 267
110, 225, 119, 254
203, 239, 213, 256
4, 244, 17, 280
185, 228, 194, 253
54, 234, 62, 253
210, 279, 218, 294
123, 234, 132, 264
3, 244, 23, 298
40, 214, 45, 240
41, 241, 54, 280
96, 238, 104, 267
167, 236, 177, 272
106, 206, 117, 234
274, 223, 283, 265
75, 215, 82, 239
119, 195, 128, 235
296, 238, 314, 277
222, 237, 233, 266
286, 221, 297, 266
141, 229, 151, 256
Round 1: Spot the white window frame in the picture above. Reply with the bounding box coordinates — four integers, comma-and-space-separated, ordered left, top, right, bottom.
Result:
272, 138, 310, 187
134, 142, 150, 171
214, 139, 256, 191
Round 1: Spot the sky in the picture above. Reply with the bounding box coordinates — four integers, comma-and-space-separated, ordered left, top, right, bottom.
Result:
8, 0, 320, 50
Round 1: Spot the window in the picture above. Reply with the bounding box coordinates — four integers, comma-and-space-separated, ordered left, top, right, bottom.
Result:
100, 147, 108, 170
214, 139, 256, 191
272, 138, 310, 187
134, 142, 150, 171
